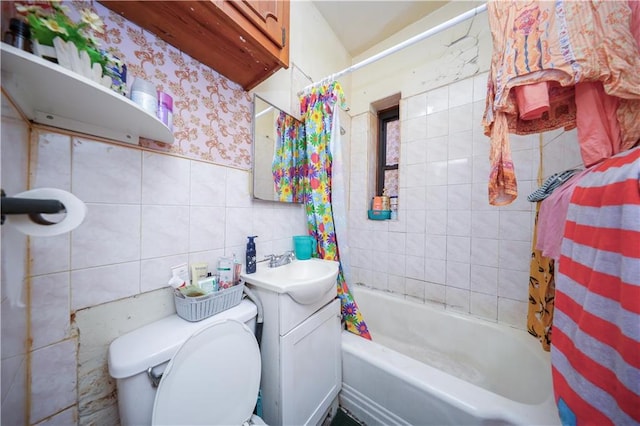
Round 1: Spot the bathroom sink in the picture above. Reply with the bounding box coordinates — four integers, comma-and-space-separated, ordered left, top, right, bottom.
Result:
241, 258, 339, 304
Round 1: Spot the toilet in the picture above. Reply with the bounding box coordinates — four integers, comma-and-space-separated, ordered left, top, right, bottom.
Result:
108, 299, 265, 425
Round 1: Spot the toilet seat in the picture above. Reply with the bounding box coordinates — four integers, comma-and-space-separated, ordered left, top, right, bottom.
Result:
152, 319, 262, 425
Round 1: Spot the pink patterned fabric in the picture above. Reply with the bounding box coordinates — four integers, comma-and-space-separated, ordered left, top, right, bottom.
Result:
484, 0, 640, 206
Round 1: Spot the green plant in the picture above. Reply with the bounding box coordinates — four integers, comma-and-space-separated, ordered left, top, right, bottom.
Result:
16, 1, 108, 72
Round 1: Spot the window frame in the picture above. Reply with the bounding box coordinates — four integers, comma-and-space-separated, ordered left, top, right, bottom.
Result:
376, 106, 400, 196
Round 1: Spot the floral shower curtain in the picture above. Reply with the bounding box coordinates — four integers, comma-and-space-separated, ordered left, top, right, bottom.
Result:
272, 111, 306, 203
299, 81, 371, 339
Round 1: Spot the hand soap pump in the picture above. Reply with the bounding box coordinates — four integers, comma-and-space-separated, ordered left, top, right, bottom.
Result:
246, 236, 258, 274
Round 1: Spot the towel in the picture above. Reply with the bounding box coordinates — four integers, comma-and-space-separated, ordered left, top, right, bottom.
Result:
551, 146, 640, 425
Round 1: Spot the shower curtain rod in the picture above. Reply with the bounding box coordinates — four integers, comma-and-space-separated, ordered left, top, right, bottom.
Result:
298, 3, 488, 96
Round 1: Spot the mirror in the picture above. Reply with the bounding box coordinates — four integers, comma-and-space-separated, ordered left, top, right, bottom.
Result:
252, 94, 304, 202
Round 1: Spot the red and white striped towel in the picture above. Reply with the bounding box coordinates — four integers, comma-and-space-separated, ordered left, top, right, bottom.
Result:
552, 146, 640, 425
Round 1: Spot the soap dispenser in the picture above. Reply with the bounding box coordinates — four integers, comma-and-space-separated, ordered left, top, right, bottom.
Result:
246, 236, 258, 274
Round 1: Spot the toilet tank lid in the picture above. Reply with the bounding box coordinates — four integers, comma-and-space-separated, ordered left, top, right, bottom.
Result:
107, 299, 257, 379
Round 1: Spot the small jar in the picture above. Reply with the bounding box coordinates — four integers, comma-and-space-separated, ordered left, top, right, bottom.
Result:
390, 196, 398, 220
157, 92, 173, 130
372, 196, 383, 210
4, 18, 31, 52
130, 78, 157, 116
381, 196, 390, 211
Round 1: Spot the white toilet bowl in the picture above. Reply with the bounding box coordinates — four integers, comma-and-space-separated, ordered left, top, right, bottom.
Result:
108, 299, 266, 425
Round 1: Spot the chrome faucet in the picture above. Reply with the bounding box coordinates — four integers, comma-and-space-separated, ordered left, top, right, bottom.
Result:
261, 250, 295, 268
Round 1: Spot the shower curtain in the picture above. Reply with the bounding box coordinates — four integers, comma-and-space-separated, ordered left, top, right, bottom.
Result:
299, 81, 371, 339
273, 111, 306, 203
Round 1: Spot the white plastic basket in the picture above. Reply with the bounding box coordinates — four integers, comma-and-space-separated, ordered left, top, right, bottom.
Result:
174, 283, 244, 322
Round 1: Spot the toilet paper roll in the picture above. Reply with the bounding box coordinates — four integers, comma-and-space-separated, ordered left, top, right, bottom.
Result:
7, 188, 87, 237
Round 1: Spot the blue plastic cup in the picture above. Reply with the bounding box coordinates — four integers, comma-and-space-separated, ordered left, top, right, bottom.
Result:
293, 235, 316, 260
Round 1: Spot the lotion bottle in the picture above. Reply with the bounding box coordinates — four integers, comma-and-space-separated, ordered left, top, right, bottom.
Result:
198, 273, 217, 294
246, 236, 258, 274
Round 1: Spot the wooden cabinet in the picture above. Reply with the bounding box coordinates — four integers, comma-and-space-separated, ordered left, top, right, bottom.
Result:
100, 0, 289, 90
223, 1, 287, 50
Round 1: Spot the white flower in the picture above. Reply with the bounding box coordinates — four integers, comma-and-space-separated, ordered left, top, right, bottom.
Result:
80, 9, 104, 33
43, 18, 68, 36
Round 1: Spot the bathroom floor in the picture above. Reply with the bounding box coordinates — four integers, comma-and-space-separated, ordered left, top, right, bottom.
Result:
330, 407, 364, 426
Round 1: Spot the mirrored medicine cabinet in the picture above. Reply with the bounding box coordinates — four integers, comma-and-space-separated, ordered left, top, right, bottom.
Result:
251, 94, 303, 203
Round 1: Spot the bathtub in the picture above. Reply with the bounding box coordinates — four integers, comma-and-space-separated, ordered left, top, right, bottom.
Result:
340, 286, 560, 425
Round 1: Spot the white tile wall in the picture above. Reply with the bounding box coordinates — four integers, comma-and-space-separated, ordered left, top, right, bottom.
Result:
71, 262, 141, 310
470, 265, 499, 295
73, 204, 142, 268
30, 339, 78, 424
470, 291, 498, 320
30, 272, 71, 350
12, 128, 307, 424
141, 205, 190, 258
142, 152, 191, 205
426, 86, 449, 114
448, 79, 474, 108
1, 95, 30, 426
72, 139, 142, 204
349, 72, 583, 330
426, 135, 448, 161
445, 286, 470, 312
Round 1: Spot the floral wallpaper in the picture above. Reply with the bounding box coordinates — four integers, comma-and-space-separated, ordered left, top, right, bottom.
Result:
47, 1, 253, 169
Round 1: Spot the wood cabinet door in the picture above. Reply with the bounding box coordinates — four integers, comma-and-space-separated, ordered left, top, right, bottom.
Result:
100, 0, 289, 89
226, 0, 288, 48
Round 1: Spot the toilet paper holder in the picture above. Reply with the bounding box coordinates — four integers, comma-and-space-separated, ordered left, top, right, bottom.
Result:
1, 189, 66, 225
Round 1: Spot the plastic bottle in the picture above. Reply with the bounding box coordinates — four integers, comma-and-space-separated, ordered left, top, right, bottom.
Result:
245, 236, 258, 274
233, 254, 242, 285
157, 91, 173, 130
198, 272, 218, 294
217, 257, 234, 289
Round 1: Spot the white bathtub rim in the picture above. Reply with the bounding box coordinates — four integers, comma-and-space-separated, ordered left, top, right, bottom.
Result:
342, 330, 560, 425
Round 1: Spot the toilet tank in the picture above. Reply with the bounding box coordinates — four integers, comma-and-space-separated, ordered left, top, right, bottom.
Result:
108, 299, 257, 426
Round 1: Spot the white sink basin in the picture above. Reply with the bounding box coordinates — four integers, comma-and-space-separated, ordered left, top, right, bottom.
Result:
241, 258, 339, 304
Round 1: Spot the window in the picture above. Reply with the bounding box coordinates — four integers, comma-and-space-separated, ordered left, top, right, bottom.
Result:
377, 106, 400, 198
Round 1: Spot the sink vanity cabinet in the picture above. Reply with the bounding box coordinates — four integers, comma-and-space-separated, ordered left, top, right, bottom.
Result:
242, 260, 342, 425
